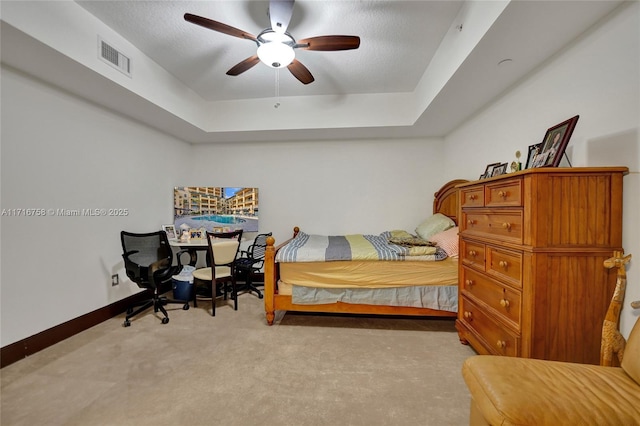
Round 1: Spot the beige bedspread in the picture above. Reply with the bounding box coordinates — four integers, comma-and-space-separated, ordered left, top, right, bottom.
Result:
278, 257, 458, 290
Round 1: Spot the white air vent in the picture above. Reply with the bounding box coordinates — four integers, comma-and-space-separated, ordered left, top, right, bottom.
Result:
98, 37, 131, 77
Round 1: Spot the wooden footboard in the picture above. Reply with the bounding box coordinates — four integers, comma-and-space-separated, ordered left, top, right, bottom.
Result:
264, 227, 299, 325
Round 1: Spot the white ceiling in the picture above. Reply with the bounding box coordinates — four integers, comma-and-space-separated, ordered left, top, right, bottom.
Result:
77, 1, 463, 102
1, 1, 624, 143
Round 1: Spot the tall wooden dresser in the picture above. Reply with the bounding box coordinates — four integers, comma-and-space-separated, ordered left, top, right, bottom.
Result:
455, 167, 628, 365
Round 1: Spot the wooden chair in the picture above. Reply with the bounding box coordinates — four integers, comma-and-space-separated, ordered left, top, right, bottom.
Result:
192, 230, 242, 316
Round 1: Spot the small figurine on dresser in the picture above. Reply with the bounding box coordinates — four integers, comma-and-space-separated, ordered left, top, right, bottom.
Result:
510, 150, 522, 173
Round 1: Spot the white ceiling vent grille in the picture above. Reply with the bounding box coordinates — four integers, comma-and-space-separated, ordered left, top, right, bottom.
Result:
98, 37, 131, 77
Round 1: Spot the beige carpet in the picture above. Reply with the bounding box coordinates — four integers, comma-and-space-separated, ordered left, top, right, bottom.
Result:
1, 293, 477, 426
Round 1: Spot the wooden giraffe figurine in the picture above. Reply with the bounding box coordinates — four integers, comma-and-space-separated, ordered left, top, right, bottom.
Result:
600, 250, 632, 366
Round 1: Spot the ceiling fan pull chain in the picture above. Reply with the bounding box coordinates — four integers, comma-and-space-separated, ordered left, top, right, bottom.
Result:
274, 69, 281, 108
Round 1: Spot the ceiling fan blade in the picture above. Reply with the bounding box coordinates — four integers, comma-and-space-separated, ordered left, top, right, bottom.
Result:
226, 56, 261, 76
287, 59, 314, 85
184, 13, 257, 42
297, 35, 360, 51
269, 0, 295, 34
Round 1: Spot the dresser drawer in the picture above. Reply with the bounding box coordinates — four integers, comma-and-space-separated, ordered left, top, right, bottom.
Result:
485, 179, 522, 207
460, 187, 484, 208
462, 210, 523, 244
461, 267, 522, 329
486, 246, 523, 287
460, 239, 485, 271
459, 297, 520, 357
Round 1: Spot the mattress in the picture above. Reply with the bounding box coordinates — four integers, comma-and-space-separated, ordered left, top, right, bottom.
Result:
277, 281, 458, 312
276, 257, 459, 312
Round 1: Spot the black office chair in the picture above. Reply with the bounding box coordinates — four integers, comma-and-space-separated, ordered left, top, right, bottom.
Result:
120, 230, 190, 327
235, 232, 272, 299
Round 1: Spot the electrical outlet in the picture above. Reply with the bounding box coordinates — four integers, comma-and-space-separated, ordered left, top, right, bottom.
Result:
111, 274, 119, 286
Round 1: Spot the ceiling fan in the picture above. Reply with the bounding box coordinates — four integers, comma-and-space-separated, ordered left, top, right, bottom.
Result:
184, 0, 360, 85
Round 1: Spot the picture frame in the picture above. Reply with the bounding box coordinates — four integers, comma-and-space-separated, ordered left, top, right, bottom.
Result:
531, 115, 579, 168
491, 163, 508, 177
481, 162, 501, 179
189, 228, 204, 240
162, 224, 176, 239
525, 143, 542, 169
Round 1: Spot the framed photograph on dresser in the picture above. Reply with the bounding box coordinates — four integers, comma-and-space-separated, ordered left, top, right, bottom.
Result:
481, 162, 501, 179
531, 115, 579, 167
491, 163, 508, 177
525, 143, 542, 169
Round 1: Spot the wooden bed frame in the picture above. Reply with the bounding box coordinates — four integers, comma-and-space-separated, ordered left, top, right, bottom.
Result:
263, 179, 469, 325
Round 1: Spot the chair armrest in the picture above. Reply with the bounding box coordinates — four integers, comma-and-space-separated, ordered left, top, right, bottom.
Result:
122, 250, 139, 260
122, 251, 141, 277
147, 258, 172, 284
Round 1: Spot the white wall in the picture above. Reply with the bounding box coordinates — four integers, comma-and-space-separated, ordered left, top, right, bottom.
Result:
443, 2, 640, 337
0, 66, 191, 346
189, 138, 446, 245
0, 65, 447, 347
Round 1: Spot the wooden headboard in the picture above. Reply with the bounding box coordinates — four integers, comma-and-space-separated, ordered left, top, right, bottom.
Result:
433, 179, 469, 225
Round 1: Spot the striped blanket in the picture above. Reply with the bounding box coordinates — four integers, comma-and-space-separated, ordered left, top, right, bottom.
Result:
276, 231, 448, 263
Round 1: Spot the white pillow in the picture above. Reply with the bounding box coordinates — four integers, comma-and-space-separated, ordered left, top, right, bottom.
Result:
415, 213, 455, 240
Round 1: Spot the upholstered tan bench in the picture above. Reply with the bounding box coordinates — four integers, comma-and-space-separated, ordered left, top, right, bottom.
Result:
462, 317, 640, 425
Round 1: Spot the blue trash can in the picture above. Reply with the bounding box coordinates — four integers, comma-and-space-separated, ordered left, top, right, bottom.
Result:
172, 269, 194, 301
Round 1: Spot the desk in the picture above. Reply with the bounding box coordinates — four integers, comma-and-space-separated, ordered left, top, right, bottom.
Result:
169, 238, 208, 249
169, 238, 248, 267
169, 239, 208, 267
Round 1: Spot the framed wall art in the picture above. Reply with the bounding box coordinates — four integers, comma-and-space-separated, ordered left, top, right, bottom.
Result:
173, 187, 259, 233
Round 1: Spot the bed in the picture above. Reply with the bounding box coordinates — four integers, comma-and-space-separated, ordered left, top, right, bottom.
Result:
263, 179, 469, 325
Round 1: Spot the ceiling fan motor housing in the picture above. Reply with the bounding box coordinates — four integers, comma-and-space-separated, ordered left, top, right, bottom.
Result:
257, 30, 296, 68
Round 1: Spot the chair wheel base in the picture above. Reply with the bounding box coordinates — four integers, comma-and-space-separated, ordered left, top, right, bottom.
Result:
161, 317, 169, 324
183, 303, 190, 310
123, 320, 131, 327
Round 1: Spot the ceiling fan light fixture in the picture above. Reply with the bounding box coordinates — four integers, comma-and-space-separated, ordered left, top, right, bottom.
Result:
184, 2, 360, 85
257, 41, 295, 68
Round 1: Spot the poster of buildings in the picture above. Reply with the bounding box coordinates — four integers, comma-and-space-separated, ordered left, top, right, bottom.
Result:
173, 187, 259, 233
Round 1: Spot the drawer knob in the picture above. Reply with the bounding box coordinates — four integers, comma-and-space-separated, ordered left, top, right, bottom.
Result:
467, 219, 476, 225
502, 222, 511, 230
498, 190, 508, 198
496, 340, 507, 349
463, 311, 473, 320
468, 250, 477, 257
500, 298, 510, 308
469, 194, 477, 200
499, 260, 508, 268
465, 279, 475, 287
